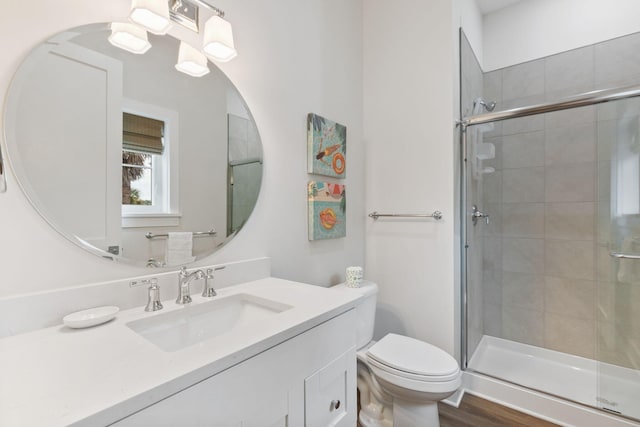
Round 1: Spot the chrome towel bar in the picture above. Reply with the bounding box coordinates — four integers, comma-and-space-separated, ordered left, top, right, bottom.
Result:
145, 230, 217, 239
368, 211, 443, 221
610, 252, 640, 259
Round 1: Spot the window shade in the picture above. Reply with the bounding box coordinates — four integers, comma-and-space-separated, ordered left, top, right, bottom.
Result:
123, 112, 164, 154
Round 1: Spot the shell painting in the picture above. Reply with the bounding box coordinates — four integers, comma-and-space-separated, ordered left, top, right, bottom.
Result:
307, 113, 346, 178
308, 181, 346, 240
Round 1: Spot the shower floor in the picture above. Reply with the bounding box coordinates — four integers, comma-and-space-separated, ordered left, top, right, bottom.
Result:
468, 336, 640, 422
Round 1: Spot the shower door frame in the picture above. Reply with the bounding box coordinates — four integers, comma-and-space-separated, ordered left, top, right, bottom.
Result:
459, 83, 640, 370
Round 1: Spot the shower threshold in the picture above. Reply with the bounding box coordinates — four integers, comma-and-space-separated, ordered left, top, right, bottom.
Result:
467, 336, 640, 422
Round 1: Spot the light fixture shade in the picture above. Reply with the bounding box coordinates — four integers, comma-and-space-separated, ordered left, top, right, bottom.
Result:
203, 15, 238, 62
129, 0, 172, 35
108, 22, 151, 54
175, 42, 210, 77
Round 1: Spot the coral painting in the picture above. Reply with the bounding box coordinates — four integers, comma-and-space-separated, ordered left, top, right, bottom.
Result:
307, 113, 346, 178
308, 181, 346, 240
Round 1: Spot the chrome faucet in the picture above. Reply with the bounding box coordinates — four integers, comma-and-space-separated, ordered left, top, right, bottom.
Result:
176, 266, 204, 304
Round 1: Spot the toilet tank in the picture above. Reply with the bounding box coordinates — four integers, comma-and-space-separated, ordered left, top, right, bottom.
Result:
332, 281, 378, 349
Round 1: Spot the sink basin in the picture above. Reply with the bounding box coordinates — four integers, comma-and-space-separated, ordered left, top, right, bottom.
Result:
127, 293, 293, 352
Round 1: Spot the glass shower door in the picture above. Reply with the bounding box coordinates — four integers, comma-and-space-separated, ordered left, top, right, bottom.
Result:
597, 98, 640, 421
464, 120, 500, 368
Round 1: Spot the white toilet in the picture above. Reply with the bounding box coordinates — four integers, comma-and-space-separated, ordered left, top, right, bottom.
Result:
334, 281, 461, 427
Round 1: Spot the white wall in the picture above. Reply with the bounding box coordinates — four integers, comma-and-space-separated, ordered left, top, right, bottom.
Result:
484, 0, 640, 71
0, 0, 364, 298
458, 0, 484, 69
363, 0, 461, 355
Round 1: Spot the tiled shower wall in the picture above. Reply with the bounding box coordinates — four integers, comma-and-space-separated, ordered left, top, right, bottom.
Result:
464, 31, 640, 368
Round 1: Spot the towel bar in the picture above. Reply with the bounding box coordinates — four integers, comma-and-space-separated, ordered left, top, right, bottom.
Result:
145, 230, 217, 239
368, 211, 443, 220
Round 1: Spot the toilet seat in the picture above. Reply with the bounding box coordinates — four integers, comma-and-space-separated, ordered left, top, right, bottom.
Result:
367, 357, 460, 383
365, 334, 461, 391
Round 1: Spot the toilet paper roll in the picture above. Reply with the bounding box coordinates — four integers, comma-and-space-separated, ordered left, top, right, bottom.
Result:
346, 266, 363, 288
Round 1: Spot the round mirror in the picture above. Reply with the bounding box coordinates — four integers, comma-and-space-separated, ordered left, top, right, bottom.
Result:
4, 23, 263, 267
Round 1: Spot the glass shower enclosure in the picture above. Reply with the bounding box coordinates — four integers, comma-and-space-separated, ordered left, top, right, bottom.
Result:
460, 31, 640, 422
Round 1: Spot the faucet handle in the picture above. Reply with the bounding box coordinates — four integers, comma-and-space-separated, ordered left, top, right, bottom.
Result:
144, 279, 163, 312
202, 266, 225, 298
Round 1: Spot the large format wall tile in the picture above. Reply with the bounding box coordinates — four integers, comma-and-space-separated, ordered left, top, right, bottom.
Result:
545, 162, 596, 202
502, 237, 544, 274
482, 237, 502, 272
502, 271, 544, 311
502, 59, 545, 101
502, 131, 545, 169
502, 305, 544, 347
545, 312, 596, 359
483, 268, 502, 305
482, 170, 502, 204
544, 276, 596, 320
545, 105, 595, 130
596, 201, 611, 245
545, 239, 596, 280
545, 123, 596, 166
483, 303, 502, 338
597, 160, 610, 203
596, 244, 613, 282
483, 69, 502, 117
503, 167, 545, 203
545, 46, 594, 97
595, 32, 640, 87
502, 203, 545, 238
545, 202, 596, 241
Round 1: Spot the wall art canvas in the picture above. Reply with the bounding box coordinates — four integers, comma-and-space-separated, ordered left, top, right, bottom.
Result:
307, 113, 346, 178
308, 181, 346, 240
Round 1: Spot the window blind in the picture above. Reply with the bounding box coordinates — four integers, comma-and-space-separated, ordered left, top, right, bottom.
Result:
123, 112, 164, 154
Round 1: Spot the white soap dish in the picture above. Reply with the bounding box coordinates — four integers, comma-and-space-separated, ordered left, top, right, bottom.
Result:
63, 306, 119, 329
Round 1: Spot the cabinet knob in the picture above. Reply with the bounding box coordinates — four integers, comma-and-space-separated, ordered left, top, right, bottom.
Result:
330, 399, 341, 411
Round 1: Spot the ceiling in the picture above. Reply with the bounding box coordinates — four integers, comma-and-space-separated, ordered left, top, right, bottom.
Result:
475, 0, 523, 15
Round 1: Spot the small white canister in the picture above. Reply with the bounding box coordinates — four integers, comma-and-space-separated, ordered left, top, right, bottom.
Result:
346, 266, 363, 288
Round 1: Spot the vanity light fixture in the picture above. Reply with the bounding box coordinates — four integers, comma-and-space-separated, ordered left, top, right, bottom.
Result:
108, 22, 152, 54
202, 14, 237, 62
129, 0, 173, 35
175, 41, 210, 77
115, 0, 238, 66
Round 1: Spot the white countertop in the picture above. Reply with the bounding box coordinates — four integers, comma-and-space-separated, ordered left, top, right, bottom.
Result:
0, 278, 359, 427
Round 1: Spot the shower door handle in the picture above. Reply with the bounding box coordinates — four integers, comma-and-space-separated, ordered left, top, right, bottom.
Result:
471, 205, 490, 226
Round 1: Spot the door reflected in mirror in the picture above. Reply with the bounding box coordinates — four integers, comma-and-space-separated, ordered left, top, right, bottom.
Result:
4, 23, 262, 267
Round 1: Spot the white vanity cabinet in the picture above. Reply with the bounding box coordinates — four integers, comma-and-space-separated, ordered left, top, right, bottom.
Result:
111, 310, 356, 427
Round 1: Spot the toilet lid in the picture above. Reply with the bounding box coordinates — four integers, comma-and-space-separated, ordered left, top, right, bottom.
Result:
366, 333, 459, 378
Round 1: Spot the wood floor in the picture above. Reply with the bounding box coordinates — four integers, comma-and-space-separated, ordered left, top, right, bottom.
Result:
358, 391, 559, 426
438, 394, 559, 427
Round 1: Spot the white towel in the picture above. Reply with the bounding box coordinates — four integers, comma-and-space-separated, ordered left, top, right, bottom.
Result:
165, 232, 195, 265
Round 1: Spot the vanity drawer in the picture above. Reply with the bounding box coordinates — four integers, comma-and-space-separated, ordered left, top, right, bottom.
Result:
304, 347, 356, 427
